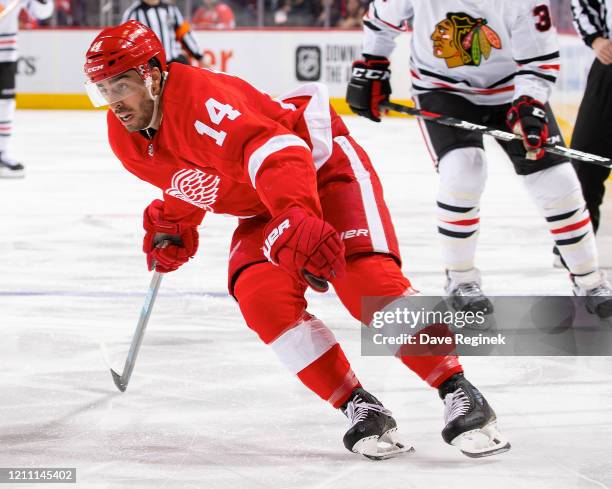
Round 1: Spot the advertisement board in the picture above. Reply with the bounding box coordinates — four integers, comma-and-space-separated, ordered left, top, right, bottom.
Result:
16, 29, 591, 128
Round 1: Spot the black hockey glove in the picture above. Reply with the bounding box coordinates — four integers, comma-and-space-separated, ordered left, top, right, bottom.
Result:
506, 96, 549, 160
346, 55, 391, 122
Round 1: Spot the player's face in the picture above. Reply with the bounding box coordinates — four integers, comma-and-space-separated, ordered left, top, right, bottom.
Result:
431, 19, 457, 58
105, 70, 156, 132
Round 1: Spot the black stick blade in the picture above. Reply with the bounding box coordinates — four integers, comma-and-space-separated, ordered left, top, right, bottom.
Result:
111, 369, 127, 392
303, 271, 329, 292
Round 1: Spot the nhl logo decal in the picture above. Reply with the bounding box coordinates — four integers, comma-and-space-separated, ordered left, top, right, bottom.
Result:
296, 46, 321, 82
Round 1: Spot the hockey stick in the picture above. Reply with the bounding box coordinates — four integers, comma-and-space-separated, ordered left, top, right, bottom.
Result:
109, 235, 180, 392
381, 101, 611, 168
303, 270, 329, 293
110, 270, 163, 392
0, 0, 22, 22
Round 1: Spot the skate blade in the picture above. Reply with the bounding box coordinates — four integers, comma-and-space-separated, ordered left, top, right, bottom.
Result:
0, 171, 25, 179
451, 421, 511, 458
353, 428, 415, 461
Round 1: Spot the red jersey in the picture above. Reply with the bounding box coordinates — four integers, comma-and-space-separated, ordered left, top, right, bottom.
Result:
108, 63, 350, 227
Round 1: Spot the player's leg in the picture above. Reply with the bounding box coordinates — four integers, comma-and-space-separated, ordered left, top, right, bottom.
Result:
0, 61, 23, 179
229, 217, 358, 409
229, 217, 404, 458
233, 263, 359, 407
332, 254, 509, 457
234, 264, 407, 459
496, 103, 612, 318
414, 93, 492, 313
570, 60, 612, 234
323, 134, 509, 457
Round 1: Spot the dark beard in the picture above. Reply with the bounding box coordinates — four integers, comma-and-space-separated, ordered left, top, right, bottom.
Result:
125, 97, 156, 133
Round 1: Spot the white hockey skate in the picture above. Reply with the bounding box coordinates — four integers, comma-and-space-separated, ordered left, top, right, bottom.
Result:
445, 268, 494, 319
439, 373, 510, 458
341, 388, 414, 460
573, 270, 612, 319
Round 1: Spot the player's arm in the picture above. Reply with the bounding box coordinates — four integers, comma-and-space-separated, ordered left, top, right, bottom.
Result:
244, 126, 345, 289
173, 6, 205, 64
571, 0, 607, 47
246, 133, 321, 218
142, 194, 206, 273
346, 0, 413, 121
107, 114, 205, 273
506, 0, 560, 159
25, 0, 53, 20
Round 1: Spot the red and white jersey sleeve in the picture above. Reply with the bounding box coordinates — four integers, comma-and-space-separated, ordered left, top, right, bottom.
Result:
362, 0, 560, 105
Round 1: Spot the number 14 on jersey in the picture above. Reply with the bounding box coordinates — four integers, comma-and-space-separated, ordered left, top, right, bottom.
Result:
194, 98, 242, 146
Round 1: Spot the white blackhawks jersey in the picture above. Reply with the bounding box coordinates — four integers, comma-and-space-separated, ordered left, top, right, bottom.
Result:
0, 0, 53, 63
363, 0, 560, 105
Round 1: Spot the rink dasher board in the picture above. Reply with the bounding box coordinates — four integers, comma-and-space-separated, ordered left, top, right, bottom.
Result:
14, 30, 592, 123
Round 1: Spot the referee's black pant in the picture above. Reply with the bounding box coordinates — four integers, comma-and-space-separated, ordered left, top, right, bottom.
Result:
571, 59, 612, 233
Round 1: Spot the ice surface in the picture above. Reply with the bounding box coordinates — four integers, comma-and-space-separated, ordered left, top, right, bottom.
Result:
0, 111, 611, 489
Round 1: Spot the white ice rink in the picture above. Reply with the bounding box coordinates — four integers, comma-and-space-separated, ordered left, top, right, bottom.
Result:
1, 111, 611, 489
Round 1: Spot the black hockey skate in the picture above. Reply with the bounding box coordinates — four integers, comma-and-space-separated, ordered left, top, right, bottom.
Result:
0, 152, 24, 179
439, 373, 510, 458
341, 388, 413, 460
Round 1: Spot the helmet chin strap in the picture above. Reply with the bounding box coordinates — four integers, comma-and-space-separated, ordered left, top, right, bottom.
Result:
144, 71, 166, 130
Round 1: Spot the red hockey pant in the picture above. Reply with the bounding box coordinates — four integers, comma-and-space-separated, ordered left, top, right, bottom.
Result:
232, 136, 462, 409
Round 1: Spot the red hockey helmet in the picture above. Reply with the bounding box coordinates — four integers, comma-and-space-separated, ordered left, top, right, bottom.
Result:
84, 20, 167, 107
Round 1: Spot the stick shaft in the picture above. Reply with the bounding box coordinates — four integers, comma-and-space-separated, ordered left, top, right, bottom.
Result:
113, 271, 163, 391
381, 101, 611, 168
0, 0, 22, 22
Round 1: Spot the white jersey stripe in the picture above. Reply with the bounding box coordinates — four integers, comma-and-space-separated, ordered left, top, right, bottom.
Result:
334, 136, 389, 254
269, 317, 337, 375
248, 134, 310, 188
279, 83, 333, 170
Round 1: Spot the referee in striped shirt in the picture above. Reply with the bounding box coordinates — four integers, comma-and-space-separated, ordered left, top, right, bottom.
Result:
570, 0, 612, 233
122, 0, 206, 66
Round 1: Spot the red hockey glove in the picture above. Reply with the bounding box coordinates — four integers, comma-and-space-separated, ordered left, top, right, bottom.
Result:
506, 96, 549, 160
346, 55, 391, 122
142, 199, 199, 273
262, 207, 346, 292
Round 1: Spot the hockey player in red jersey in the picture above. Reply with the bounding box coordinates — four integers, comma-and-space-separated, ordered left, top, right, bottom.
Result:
85, 20, 510, 459
347, 0, 612, 319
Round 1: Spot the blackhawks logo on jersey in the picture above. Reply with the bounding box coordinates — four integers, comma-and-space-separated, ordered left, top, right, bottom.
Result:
431, 12, 502, 68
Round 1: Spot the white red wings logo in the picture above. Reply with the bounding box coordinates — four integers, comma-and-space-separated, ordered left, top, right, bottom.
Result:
165, 169, 220, 212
